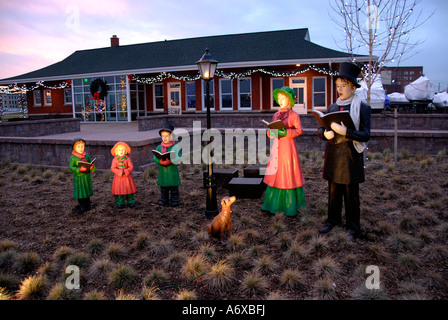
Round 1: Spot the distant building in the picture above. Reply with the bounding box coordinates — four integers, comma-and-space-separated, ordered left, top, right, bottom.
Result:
380, 66, 423, 94
0, 92, 26, 111
0, 29, 371, 122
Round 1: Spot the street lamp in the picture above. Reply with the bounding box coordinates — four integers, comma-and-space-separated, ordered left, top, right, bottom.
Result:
196, 48, 219, 218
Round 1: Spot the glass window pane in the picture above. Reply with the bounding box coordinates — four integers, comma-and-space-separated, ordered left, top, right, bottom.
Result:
186, 82, 195, 95
221, 95, 232, 109
221, 79, 231, 93
155, 84, 163, 96
240, 93, 251, 108
156, 97, 164, 109
170, 92, 180, 106
187, 96, 196, 109
272, 79, 284, 90
314, 93, 326, 107
104, 76, 114, 84
239, 79, 250, 92
314, 78, 325, 92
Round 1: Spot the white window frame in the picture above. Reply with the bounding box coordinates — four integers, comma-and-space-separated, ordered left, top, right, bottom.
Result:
33, 90, 42, 107
44, 89, 52, 107
312, 76, 327, 110
219, 78, 233, 110
64, 88, 72, 105
270, 78, 285, 109
238, 77, 252, 110
153, 83, 164, 110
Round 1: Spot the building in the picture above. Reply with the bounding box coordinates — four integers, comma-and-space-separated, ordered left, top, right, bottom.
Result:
380, 66, 424, 94
0, 29, 370, 122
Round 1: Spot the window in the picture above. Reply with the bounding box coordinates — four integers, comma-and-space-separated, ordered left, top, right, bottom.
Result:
33, 91, 41, 106
154, 83, 164, 110
64, 89, 72, 105
238, 78, 251, 109
220, 79, 232, 109
72, 76, 128, 122
202, 80, 214, 110
185, 81, 196, 109
312, 77, 326, 108
271, 78, 284, 108
43, 90, 52, 106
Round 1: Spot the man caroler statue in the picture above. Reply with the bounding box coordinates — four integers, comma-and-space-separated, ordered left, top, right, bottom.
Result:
317, 62, 371, 240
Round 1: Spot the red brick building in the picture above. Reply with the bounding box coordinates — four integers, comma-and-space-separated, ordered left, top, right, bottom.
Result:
0, 29, 370, 122
380, 66, 424, 94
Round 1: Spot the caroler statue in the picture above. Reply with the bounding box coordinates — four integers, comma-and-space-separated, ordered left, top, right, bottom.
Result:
110, 141, 137, 209
69, 138, 96, 213
153, 124, 182, 207
317, 62, 371, 239
261, 86, 306, 217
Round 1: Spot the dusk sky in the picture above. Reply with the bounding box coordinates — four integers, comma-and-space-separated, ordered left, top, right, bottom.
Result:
0, 0, 446, 90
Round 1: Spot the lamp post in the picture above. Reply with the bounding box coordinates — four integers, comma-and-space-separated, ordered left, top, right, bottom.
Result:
196, 48, 219, 218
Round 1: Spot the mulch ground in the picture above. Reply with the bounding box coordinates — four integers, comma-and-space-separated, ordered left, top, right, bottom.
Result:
0, 148, 447, 300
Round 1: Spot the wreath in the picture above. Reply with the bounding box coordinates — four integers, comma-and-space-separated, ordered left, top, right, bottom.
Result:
90, 79, 108, 101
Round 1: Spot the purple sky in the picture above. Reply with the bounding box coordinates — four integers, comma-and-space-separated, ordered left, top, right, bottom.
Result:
0, 0, 446, 90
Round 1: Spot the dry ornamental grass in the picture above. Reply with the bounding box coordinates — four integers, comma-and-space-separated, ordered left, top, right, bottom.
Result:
0, 149, 447, 300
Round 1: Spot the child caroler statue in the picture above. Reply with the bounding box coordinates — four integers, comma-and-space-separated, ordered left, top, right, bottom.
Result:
69, 138, 96, 213
317, 62, 371, 239
111, 141, 137, 209
262, 86, 306, 217
153, 124, 181, 207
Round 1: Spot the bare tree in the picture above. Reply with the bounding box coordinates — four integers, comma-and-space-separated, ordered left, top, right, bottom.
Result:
329, 0, 434, 104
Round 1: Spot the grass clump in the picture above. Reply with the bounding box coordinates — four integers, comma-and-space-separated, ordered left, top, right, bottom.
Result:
312, 277, 337, 300
16, 252, 40, 273
280, 269, 305, 289
87, 238, 105, 255
312, 256, 340, 278
17, 274, 47, 300
47, 283, 80, 300
88, 258, 114, 279
254, 255, 278, 275
53, 246, 73, 261
240, 272, 268, 297
203, 260, 234, 291
144, 268, 170, 286
164, 251, 187, 271
175, 289, 197, 300
83, 289, 107, 300
182, 254, 209, 280
108, 265, 138, 289
66, 252, 90, 270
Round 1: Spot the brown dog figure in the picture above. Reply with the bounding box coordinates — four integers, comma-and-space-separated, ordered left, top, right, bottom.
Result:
207, 196, 236, 242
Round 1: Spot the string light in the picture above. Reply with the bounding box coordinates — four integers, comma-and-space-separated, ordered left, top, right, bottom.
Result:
133, 65, 338, 84
0, 81, 70, 94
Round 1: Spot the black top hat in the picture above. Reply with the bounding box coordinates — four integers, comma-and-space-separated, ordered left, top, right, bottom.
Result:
159, 124, 174, 136
336, 62, 361, 88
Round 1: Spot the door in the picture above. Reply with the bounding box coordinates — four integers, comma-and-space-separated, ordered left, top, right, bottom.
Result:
290, 78, 307, 114
168, 83, 182, 112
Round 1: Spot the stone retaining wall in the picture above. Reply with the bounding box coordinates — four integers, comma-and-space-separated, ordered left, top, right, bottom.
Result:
0, 118, 81, 137
138, 113, 448, 131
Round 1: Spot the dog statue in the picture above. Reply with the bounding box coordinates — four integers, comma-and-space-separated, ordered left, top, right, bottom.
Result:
207, 196, 236, 242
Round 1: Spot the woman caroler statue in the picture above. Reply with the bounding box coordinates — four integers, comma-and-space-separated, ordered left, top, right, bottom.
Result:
317, 62, 371, 239
262, 86, 306, 217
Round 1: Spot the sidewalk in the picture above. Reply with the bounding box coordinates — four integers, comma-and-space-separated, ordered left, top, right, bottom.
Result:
36, 122, 162, 143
